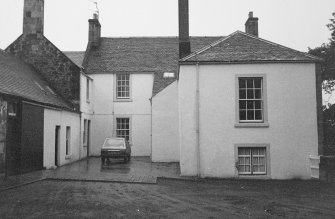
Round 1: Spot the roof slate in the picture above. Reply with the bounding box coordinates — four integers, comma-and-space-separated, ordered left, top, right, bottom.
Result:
83, 37, 222, 96
181, 31, 321, 63
64, 51, 85, 67
0, 49, 72, 110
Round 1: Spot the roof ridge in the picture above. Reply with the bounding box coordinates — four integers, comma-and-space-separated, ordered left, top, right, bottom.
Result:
238, 31, 322, 61
180, 31, 239, 61
100, 36, 224, 39
181, 30, 322, 62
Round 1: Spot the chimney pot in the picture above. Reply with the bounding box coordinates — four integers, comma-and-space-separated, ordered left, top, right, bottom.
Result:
93, 13, 99, 20
249, 11, 253, 18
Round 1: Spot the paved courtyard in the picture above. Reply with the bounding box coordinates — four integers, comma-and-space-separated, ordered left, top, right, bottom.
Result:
0, 179, 335, 218
1, 157, 335, 218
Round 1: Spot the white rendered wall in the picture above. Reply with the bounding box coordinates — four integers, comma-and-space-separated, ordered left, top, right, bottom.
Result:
152, 81, 180, 162
179, 63, 318, 179
90, 73, 153, 156
43, 109, 81, 169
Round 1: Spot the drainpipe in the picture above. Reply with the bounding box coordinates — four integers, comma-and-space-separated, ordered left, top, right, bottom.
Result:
196, 62, 200, 177
149, 97, 153, 160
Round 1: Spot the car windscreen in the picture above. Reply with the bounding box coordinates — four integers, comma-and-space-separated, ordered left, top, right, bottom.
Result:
102, 138, 125, 149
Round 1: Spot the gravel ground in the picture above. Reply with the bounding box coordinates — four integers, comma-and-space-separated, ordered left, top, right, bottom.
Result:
0, 179, 334, 218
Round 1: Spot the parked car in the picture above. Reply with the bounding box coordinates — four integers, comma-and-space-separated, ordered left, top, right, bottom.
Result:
101, 138, 131, 164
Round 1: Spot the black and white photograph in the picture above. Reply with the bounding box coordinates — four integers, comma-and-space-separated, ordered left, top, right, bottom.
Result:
0, 0, 335, 218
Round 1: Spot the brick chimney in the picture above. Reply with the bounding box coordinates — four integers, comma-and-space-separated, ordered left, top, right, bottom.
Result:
88, 13, 101, 47
23, 0, 44, 35
179, 0, 191, 59
245, 12, 259, 37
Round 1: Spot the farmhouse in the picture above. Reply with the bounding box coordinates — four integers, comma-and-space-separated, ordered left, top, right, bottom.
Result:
0, 0, 324, 179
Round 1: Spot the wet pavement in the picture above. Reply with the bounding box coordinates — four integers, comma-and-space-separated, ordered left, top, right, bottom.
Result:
0, 157, 181, 191
48, 157, 181, 184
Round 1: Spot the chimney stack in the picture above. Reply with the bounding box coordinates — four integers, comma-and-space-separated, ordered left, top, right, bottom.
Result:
179, 0, 191, 59
23, 0, 44, 35
245, 12, 259, 37
88, 13, 101, 47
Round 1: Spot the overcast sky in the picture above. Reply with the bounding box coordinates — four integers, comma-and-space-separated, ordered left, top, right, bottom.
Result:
0, 0, 334, 52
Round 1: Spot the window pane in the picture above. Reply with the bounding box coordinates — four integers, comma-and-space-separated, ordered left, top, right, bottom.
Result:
239, 79, 246, 88
247, 89, 254, 99
247, 100, 254, 110
247, 110, 254, 120
246, 79, 253, 88
254, 78, 262, 88
239, 110, 246, 120
254, 100, 262, 109
239, 89, 246, 99
255, 89, 262, 99
239, 100, 246, 110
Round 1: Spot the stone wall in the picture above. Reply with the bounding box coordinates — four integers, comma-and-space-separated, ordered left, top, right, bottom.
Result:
0, 97, 7, 174
6, 34, 80, 110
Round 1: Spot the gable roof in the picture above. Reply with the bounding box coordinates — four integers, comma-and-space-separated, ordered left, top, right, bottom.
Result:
83, 37, 222, 96
0, 49, 72, 110
64, 51, 85, 67
181, 31, 322, 63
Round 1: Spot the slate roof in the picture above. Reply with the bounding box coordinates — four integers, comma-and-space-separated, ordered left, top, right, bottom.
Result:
181, 31, 322, 63
83, 37, 222, 96
0, 49, 72, 110
64, 51, 85, 67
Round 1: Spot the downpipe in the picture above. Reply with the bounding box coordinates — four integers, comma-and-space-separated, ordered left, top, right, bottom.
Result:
196, 62, 200, 177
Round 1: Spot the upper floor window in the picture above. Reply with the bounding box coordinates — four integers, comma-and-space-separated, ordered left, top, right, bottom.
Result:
116, 74, 130, 99
235, 75, 268, 128
238, 77, 263, 122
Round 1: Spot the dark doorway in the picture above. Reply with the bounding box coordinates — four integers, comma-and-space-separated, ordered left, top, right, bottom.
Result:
55, 126, 60, 166
20, 103, 44, 174
87, 120, 91, 158
6, 101, 21, 175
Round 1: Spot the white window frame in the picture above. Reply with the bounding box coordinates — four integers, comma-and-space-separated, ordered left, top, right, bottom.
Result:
234, 144, 271, 177
114, 115, 132, 143
235, 74, 269, 128
114, 74, 132, 102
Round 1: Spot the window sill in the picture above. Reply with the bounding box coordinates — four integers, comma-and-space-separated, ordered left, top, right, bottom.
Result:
65, 155, 72, 160
234, 122, 269, 128
114, 98, 133, 102
237, 175, 270, 180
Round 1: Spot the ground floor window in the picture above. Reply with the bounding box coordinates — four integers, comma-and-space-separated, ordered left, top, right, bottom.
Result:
237, 147, 266, 175
116, 118, 130, 141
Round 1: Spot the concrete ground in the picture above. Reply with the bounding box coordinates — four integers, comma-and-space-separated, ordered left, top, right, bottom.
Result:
0, 179, 335, 218
0, 157, 181, 190
1, 157, 335, 218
